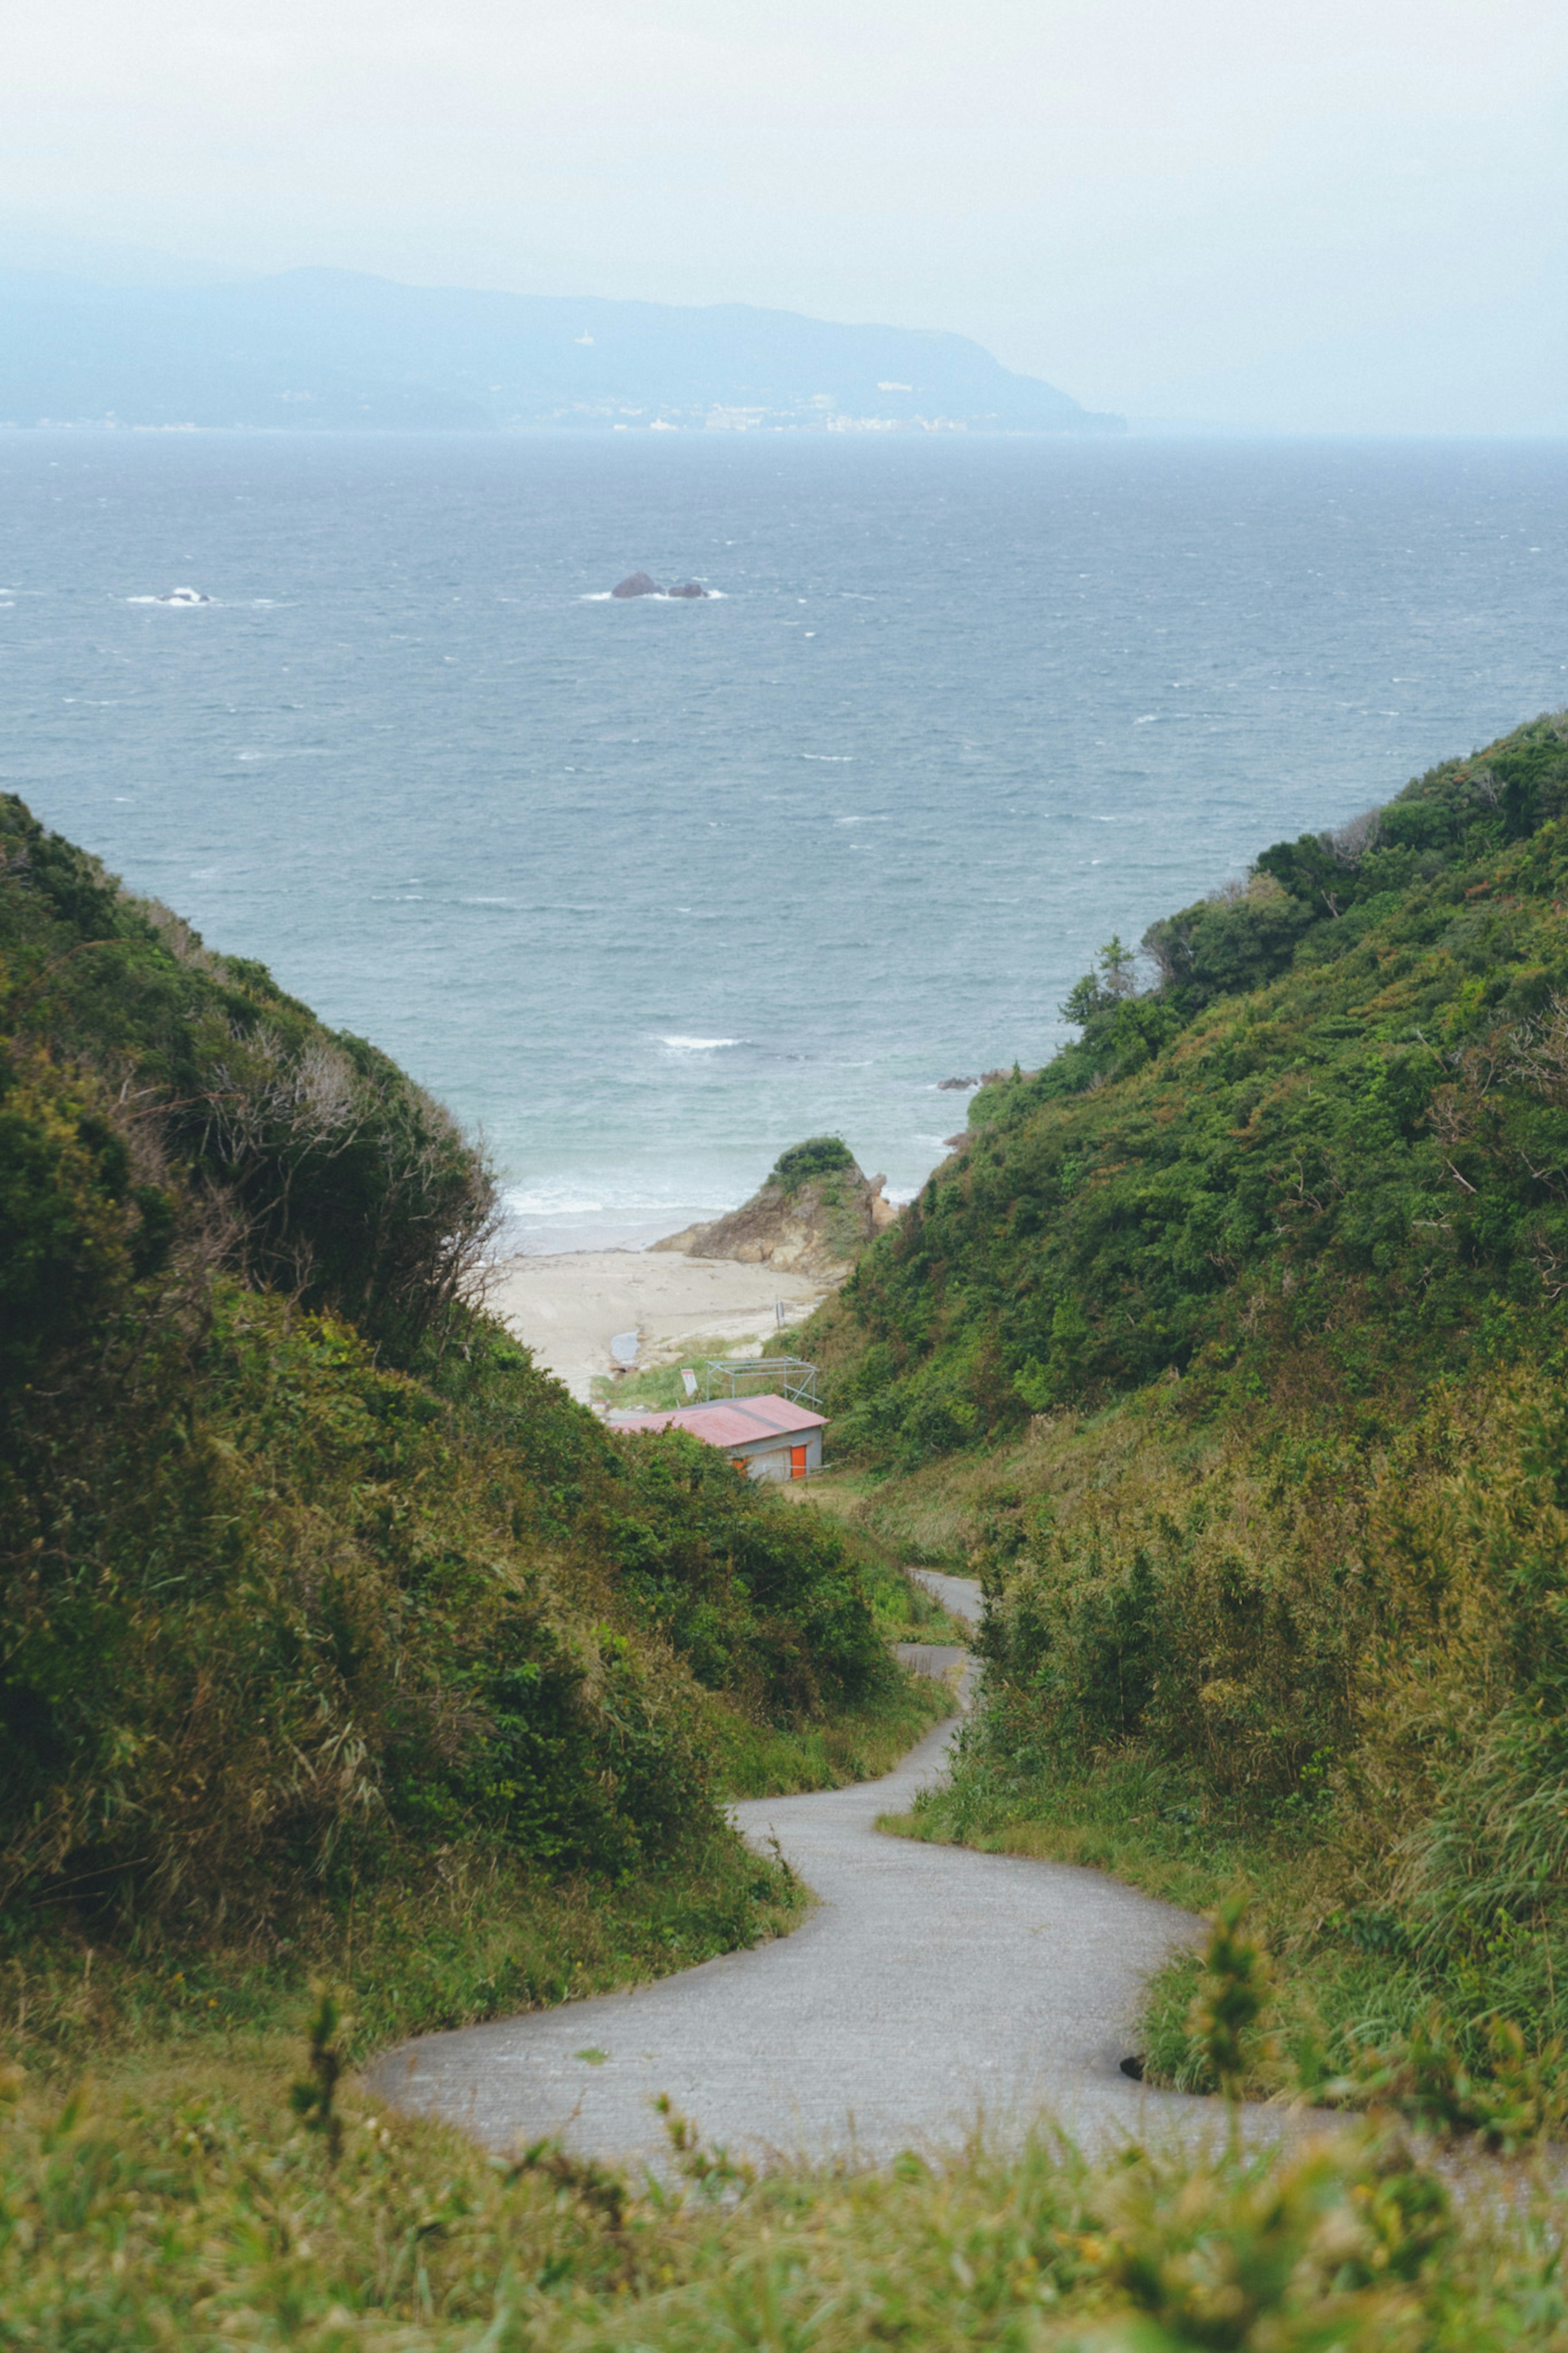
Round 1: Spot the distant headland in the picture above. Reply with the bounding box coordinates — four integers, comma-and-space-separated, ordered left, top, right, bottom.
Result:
0, 265, 1125, 435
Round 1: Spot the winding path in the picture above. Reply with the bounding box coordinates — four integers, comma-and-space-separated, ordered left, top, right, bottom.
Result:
373, 1576, 1214, 2167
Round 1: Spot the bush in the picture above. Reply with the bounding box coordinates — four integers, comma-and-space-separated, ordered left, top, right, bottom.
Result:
769, 1134, 856, 1193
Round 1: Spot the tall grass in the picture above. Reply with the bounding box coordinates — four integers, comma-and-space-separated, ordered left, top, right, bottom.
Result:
6, 2023, 1563, 2350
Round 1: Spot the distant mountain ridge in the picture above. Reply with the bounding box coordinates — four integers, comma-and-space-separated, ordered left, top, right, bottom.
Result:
0, 265, 1121, 434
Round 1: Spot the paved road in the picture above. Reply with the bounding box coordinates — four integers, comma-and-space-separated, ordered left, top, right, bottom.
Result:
373, 1575, 1216, 2168
907, 1568, 989, 1627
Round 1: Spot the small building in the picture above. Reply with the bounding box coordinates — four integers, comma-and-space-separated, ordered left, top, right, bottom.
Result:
606, 1392, 826, 1482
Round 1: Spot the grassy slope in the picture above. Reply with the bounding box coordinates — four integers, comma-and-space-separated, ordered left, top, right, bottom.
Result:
0, 791, 946, 2087
820, 711, 1568, 1460
804, 713, 1568, 2126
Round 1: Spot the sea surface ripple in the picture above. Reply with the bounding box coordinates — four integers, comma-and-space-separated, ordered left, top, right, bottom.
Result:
4, 429, 1565, 1246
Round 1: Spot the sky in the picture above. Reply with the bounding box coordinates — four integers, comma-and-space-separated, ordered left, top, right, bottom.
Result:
5, 0, 1566, 432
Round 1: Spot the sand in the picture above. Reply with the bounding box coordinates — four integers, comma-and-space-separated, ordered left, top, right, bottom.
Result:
488, 1250, 837, 1401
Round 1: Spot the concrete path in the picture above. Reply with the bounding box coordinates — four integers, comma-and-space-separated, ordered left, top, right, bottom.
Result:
373, 1575, 1218, 2169
908, 1568, 989, 1626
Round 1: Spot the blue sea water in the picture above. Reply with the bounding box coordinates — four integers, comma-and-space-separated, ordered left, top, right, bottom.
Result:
3, 428, 1566, 1248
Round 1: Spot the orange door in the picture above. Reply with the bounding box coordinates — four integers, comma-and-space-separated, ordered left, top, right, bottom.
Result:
790, 1445, 808, 1480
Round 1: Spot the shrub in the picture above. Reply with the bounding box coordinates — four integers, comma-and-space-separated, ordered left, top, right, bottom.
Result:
769, 1134, 856, 1193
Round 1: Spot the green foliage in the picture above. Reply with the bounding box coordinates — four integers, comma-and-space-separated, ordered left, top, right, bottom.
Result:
811, 710, 1568, 2130
768, 1133, 856, 1193
2, 1831, 807, 2081
0, 795, 903, 1968
9, 2043, 1561, 2352
1188, 1898, 1273, 2118
0, 791, 496, 1372
289, 1989, 348, 2165
715, 1671, 952, 1798
880, 1356, 1568, 2127
817, 711, 1568, 1456
1058, 933, 1138, 1028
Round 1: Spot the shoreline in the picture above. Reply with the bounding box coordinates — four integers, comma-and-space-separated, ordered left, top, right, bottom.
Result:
488, 1244, 838, 1401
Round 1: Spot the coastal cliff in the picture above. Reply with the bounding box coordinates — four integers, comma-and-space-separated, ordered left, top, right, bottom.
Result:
654, 1134, 898, 1279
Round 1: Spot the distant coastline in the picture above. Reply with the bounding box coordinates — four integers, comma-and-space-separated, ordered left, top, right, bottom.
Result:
0, 265, 1124, 435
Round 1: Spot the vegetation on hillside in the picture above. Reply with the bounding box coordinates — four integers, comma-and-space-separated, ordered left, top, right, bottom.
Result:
20, 716, 1568, 2344
809, 713, 1568, 2119
826, 711, 1568, 1461
0, 790, 938, 2061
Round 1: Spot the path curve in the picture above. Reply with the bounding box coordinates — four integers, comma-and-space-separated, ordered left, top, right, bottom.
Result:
373, 1575, 1217, 2168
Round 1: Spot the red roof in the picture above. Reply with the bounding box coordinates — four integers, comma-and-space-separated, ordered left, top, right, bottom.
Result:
607, 1392, 827, 1447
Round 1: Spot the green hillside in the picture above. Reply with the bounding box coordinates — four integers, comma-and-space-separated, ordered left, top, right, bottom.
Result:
0, 791, 943, 2060
15, 741, 1568, 2346
810, 713, 1568, 2121
825, 710, 1568, 1459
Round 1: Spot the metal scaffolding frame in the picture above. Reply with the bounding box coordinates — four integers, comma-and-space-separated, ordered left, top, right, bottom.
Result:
702, 1355, 821, 1410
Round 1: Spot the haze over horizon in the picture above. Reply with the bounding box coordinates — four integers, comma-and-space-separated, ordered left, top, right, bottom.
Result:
4, 0, 1564, 439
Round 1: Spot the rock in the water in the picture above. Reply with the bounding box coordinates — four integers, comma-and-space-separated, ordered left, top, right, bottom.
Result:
610, 571, 661, 598
665, 580, 710, 599
938, 1075, 978, 1091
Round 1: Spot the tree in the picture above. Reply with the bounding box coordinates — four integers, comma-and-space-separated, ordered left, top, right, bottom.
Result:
1059, 936, 1138, 1029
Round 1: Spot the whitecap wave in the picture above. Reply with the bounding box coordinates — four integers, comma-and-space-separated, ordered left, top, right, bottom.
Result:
503, 1184, 607, 1218
579, 589, 727, 603
802, 752, 853, 761
658, 1034, 741, 1052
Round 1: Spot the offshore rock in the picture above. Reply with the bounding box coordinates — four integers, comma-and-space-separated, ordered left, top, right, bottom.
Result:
610, 571, 661, 598
665, 580, 711, 598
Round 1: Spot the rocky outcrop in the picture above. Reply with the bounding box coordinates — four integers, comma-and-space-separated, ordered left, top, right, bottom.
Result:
653, 1151, 898, 1280
610, 573, 712, 599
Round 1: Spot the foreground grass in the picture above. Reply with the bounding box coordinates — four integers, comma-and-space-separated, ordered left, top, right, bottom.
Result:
8, 2030, 1568, 2350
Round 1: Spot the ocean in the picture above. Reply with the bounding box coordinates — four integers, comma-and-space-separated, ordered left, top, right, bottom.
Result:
4, 428, 1566, 1249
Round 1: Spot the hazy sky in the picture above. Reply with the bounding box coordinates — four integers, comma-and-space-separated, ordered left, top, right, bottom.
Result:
6, 0, 1566, 430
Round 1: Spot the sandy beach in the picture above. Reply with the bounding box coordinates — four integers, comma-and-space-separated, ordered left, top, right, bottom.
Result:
490, 1250, 838, 1401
